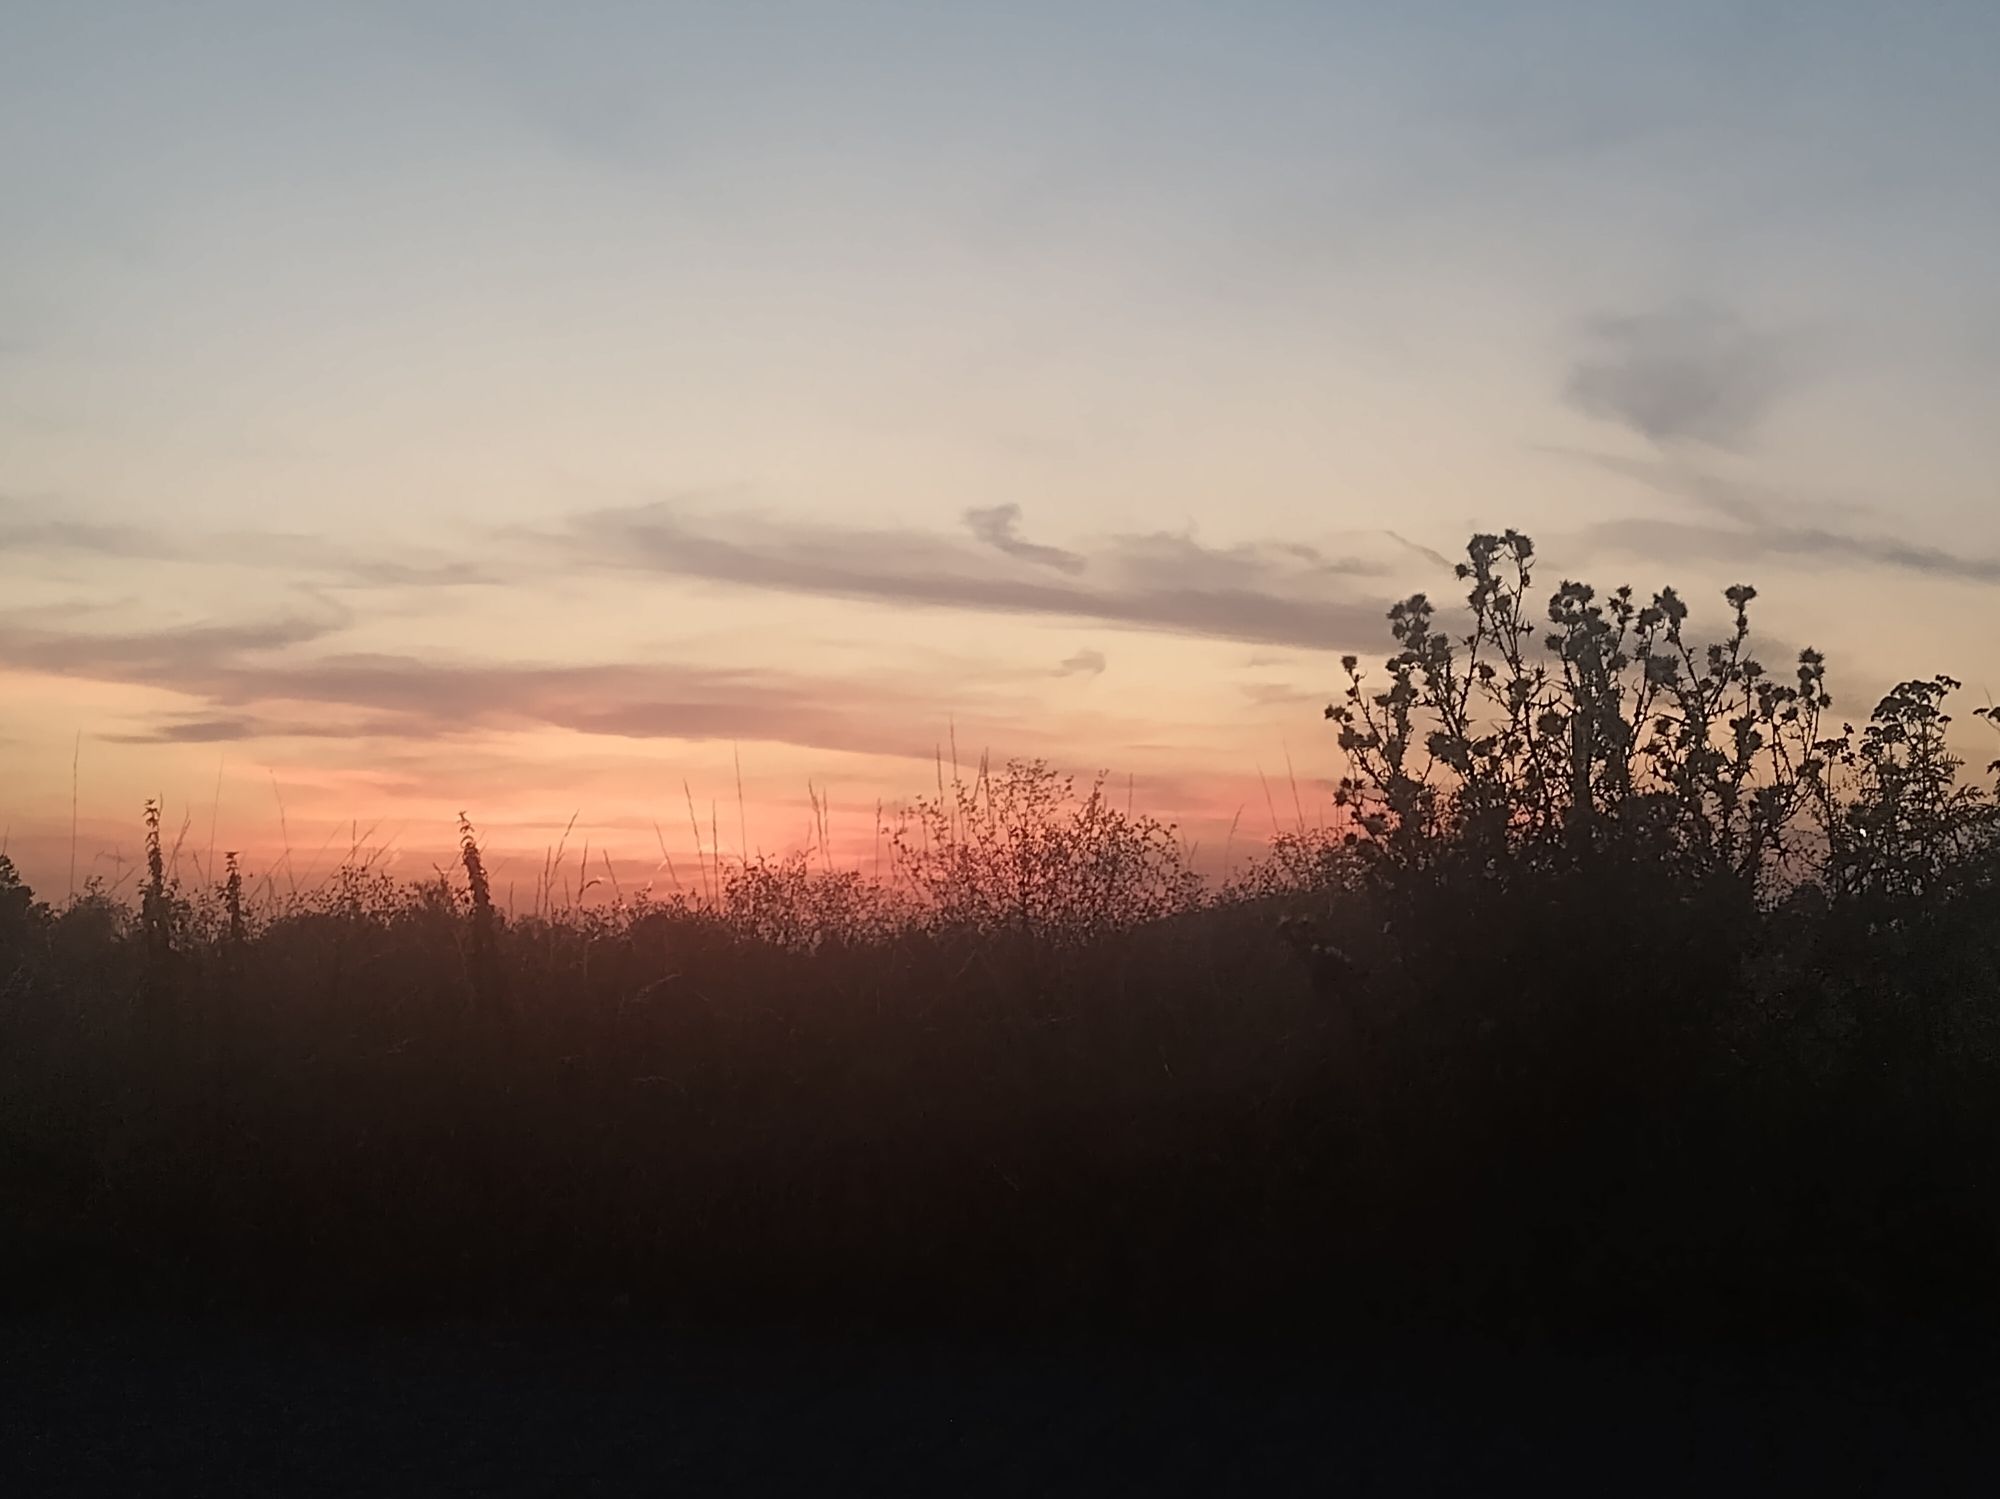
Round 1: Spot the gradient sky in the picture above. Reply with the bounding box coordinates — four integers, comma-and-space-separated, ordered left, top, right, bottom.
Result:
4, 1, 1999, 900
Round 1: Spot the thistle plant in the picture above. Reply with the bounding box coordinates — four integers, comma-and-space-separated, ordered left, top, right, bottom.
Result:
459, 813, 501, 1011
1327, 531, 1841, 894
1828, 676, 1997, 903
141, 798, 174, 979
223, 851, 247, 949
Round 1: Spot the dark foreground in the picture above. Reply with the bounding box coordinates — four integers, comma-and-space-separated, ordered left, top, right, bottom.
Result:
5, 1318, 1994, 1495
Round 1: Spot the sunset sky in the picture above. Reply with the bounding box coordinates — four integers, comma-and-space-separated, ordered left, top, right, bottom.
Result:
4, 1, 1998, 901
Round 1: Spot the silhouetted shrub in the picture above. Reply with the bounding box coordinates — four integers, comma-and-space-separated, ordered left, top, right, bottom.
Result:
888, 757, 1204, 946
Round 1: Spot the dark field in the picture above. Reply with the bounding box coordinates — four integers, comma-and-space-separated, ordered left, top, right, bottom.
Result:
8, 1318, 1992, 1495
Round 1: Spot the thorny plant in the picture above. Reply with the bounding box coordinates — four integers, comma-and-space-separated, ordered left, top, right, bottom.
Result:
1326, 530, 1863, 894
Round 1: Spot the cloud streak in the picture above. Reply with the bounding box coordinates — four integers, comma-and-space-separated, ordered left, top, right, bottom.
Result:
0, 500, 505, 588
0, 607, 352, 678
1556, 449, 2000, 587
1054, 648, 1106, 678
560, 501, 1395, 651
1581, 517, 2000, 586
0, 609, 1074, 764
965, 503, 1087, 574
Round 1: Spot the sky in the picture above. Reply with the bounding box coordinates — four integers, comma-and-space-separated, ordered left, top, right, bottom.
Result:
4, 0, 1999, 901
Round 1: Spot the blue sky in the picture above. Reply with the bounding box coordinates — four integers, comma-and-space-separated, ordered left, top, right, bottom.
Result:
4, 1, 1998, 891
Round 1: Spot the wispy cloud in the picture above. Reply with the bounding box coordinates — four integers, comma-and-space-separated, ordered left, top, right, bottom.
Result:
1054, 648, 1106, 678
98, 716, 382, 746
1239, 680, 1315, 709
1383, 530, 1452, 570
1555, 449, 2000, 586
966, 503, 1087, 574
559, 501, 1395, 651
0, 499, 505, 588
1546, 448, 1816, 525
0, 605, 352, 678
1582, 517, 2000, 586
0, 605, 1067, 763
1564, 305, 1802, 450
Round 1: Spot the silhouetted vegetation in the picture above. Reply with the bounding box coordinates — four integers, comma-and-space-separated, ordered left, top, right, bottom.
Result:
6, 531, 2000, 1344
